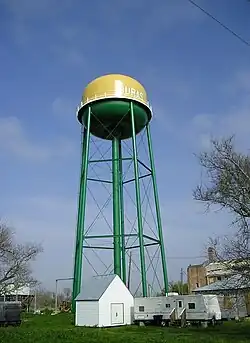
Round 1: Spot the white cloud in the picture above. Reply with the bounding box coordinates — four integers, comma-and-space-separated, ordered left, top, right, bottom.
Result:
52, 97, 76, 118
0, 116, 75, 161
2, 0, 86, 65
1, 0, 71, 18
2, 194, 77, 288
159, 198, 234, 281
189, 103, 250, 151
50, 44, 86, 67
157, 84, 250, 152
220, 70, 250, 97
95, 0, 204, 28
192, 114, 212, 131
148, 0, 204, 33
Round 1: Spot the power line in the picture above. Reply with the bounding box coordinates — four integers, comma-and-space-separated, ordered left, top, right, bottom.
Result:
187, 0, 250, 48
149, 255, 206, 260
167, 256, 206, 260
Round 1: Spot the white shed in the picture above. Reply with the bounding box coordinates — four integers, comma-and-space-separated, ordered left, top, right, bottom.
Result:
75, 274, 134, 327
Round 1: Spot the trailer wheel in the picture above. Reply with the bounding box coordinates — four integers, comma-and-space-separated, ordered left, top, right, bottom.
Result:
161, 320, 167, 327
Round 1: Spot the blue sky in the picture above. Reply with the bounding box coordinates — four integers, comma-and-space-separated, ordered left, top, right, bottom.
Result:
1, 0, 250, 291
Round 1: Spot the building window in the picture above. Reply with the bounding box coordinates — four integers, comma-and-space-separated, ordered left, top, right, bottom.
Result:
166, 304, 170, 308
196, 283, 199, 287
224, 296, 233, 309
139, 306, 144, 312
178, 301, 183, 308
188, 303, 196, 310
217, 276, 222, 281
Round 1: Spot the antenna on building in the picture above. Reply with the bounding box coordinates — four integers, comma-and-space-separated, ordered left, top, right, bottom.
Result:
208, 247, 217, 263
180, 268, 184, 294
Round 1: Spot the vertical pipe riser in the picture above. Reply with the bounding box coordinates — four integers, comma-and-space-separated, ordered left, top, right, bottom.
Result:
130, 102, 147, 297
112, 138, 122, 277
119, 141, 126, 284
146, 124, 169, 294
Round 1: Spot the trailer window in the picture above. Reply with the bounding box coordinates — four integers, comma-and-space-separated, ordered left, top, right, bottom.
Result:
166, 304, 170, 308
188, 303, 196, 309
178, 301, 183, 308
139, 306, 144, 312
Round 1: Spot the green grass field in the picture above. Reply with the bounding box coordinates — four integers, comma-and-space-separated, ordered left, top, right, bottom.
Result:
0, 313, 250, 343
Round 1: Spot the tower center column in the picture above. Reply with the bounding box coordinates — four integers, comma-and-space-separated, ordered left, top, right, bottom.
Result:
112, 137, 122, 276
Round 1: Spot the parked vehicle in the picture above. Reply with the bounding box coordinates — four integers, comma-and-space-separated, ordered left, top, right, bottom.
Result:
0, 301, 22, 326
134, 294, 221, 327
134, 296, 175, 326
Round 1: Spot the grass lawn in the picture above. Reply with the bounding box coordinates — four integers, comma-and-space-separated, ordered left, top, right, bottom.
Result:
0, 313, 250, 343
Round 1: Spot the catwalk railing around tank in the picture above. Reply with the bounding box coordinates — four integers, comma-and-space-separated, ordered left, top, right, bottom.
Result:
75, 90, 152, 117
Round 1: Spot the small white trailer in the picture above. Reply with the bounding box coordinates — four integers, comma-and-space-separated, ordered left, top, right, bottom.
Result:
175, 294, 221, 324
134, 296, 175, 326
134, 294, 221, 327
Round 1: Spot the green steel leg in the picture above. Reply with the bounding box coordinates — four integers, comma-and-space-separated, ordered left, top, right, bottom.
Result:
72, 107, 91, 312
72, 129, 84, 311
112, 137, 122, 276
146, 124, 169, 294
130, 102, 147, 297
119, 141, 126, 283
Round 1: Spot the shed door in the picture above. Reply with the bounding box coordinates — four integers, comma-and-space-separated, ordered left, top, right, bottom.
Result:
111, 303, 124, 325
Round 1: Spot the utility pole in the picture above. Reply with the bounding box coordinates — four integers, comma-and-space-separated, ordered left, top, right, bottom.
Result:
148, 284, 151, 297
34, 290, 37, 313
180, 268, 184, 295
55, 279, 58, 311
127, 251, 132, 291
55, 277, 73, 311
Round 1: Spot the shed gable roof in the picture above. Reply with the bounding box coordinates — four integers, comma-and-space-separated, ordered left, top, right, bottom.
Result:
75, 274, 117, 301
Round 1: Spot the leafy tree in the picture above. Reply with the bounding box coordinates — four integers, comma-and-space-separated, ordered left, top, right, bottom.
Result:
159, 281, 189, 296
168, 281, 189, 294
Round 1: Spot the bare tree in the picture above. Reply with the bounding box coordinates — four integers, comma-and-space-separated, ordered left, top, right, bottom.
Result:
34, 287, 55, 310
63, 287, 72, 301
0, 222, 43, 294
193, 136, 250, 282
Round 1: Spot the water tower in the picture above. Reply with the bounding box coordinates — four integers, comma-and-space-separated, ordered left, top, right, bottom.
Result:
72, 74, 168, 311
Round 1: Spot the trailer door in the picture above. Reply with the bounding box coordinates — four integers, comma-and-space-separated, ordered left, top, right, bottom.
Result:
176, 299, 184, 319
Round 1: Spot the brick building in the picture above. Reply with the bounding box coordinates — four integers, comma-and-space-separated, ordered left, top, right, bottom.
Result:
187, 247, 230, 293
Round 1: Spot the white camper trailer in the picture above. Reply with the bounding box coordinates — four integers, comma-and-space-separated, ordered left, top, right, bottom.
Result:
175, 294, 221, 323
134, 294, 221, 326
134, 296, 175, 326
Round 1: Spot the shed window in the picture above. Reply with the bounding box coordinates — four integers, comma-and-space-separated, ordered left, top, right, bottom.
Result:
178, 301, 183, 308
188, 303, 196, 309
139, 306, 144, 312
166, 304, 170, 308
